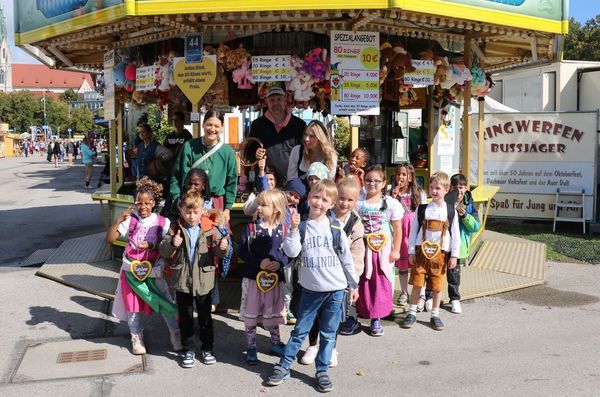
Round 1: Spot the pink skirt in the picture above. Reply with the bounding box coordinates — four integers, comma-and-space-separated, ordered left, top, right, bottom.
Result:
119, 271, 153, 315
396, 212, 415, 271
357, 253, 393, 319
239, 278, 285, 327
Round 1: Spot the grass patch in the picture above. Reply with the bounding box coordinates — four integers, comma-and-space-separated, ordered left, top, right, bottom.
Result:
486, 219, 600, 264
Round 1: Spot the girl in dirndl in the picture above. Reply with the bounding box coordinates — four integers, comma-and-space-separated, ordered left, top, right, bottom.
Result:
238, 189, 290, 365
391, 163, 427, 306
107, 177, 181, 355
356, 165, 403, 336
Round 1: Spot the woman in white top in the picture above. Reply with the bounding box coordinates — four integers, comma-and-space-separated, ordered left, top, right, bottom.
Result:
286, 120, 337, 183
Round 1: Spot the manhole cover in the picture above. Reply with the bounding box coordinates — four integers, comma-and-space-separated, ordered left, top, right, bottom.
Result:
12, 337, 144, 383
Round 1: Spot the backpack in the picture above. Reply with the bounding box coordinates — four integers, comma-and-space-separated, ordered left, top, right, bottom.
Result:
416, 203, 455, 237
297, 216, 344, 259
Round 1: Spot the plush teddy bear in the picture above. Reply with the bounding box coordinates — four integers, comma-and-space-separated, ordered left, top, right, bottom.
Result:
232, 60, 254, 89
389, 43, 416, 81
288, 70, 314, 102
379, 42, 395, 84
303, 48, 328, 83
226, 44, 251, 71
216, 43, 230, 67
434, 56, 450, 86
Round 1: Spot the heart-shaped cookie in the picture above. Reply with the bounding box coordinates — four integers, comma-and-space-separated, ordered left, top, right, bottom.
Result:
366, 233, 387, 252
256, 271, 278, 293
130, 260, 153, 281
421, 241, 441, 260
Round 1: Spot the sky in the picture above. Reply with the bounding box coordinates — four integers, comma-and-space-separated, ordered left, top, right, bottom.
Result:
1, 0, 599, 64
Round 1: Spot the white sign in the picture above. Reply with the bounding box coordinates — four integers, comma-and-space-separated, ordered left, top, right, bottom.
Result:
330, 31, 379, 116
403, 60, 435, 87
350, 115, 361, 127
251, 56, 292, 82
190, 112, 200, 122
135, 66, 156, 92
103, 50, 115, 121
470, 112, 598, 220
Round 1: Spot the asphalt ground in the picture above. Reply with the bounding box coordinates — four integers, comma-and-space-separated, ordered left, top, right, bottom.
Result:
0, 155, 599, 397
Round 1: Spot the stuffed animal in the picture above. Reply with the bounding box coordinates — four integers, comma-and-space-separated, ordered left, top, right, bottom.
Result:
113, 61, 127, 88
303, 48, 328, 83
379, 42, 395, 84
124, 63, 136, 92
132, 91, 145, 106
232, 60, 254, 89
216, 43, 231, 67
470, 66, 492, 97
226, 44, 251, 71
389, 43, 416, 81
288, 70, 314, 102
435, 56, 450, 86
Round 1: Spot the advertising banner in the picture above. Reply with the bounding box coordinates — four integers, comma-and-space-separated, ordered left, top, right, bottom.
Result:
103, 50, 115, 121
330, 31, 379, 116
470, 112, 597, 220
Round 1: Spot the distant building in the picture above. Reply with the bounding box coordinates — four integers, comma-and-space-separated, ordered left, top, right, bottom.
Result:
0, 6, 12, 93
69, 90, 104, 113
10, 64, 95, 98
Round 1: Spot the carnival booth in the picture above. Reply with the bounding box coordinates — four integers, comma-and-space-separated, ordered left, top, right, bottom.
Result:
15, 0, 567, 248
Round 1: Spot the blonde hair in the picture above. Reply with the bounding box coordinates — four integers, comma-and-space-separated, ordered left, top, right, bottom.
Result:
180, 191, 204, 209
429, 171, 451, 190
310, 179, 338, 202
256, 189, 288, 225
303, 121, 337, 173
337, 176, 360, 196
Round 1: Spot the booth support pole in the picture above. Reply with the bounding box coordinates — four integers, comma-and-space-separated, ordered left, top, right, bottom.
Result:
192, 103, 200, 138
351, 121, 359, 152
462, 33, 473, 185
109, 103, 118, 195
427, 86, 435, 176
117, 102, 124, 191
477, 97, 485, 186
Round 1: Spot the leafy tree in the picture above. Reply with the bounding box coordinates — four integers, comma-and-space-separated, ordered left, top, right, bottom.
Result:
563, 15, 600, 61
0, 91, 40, 132
59, 88, 78, 103
44, 96, 69, 135
144, 103, 175, 144
69, 106, 93, 133
333, 116, 351, 161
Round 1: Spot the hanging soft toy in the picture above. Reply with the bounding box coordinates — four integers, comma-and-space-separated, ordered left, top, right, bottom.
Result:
434, 56, 451, 86
216, 43, 231, 68
288, 70, 314, 103
389, 43, 415, 81
226, 44, 251, 71
232, 60, 254, 89
303, 48, 328, 83
470, 66, 492, 97
113, 61, 127, 89
379, 42, 395, 84
156, 55, 173, 92
124, 63, 137, 93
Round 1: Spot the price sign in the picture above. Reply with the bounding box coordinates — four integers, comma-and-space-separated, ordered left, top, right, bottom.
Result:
251, 56, 292, 82
185, 34, 203, 64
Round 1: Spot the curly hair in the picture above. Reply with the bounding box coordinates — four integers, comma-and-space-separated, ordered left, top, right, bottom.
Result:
136, 176, 163, 203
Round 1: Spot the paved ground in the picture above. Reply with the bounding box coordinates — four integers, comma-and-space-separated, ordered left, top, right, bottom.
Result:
1, 155, 599, 397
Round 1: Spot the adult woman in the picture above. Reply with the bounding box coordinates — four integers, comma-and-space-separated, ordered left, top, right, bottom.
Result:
52, 138, 62, 167
80, 137, 96, 188
170, 110, 237, 223
134, 123, 173, 182
286, 120, 337, 183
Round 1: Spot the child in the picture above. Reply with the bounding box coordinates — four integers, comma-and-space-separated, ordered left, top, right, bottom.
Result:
298, 162, 330, 219
390, 162, 427, 306
401, 171, 460, 331
268, 179, 359, 393
107, 177, 181, 355
446, 173, 480, 314
336, 147, 370, 188
159, 191, 228, 367
243, 156, 277, 216
356, 164, 403, 336
163, 168, 212, 223
238, 189, 290, 365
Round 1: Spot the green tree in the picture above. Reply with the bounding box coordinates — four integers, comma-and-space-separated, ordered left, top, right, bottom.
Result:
563, 15, 600, 61
69, 106, 93, 133
0, 91, 40, 132
333, 116, 351, 161
44, 96, 69, 135
145, 103, 175, 144
59, 88, 78, 103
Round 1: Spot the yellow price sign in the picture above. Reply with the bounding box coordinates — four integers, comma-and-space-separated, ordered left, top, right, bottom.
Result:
360, 47, 379, 70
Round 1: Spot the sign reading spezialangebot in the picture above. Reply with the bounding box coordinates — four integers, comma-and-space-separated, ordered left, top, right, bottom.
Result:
470, 112, 597, 220
330, 31, 379, 115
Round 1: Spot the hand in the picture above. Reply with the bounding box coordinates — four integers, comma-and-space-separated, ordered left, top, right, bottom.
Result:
118, 208, 134, 223
337, 166, 345, 178
172, 229, 183, 248
259, 258, 271, 270
219, 237, 229, 251
391, 186, 400, 199
256, 147, 266, 161
290, 208, 301, 231
408, 254, 416, 267
258, 156, 266, 173
448, 257, 458, 269
349, 289, 359, 303
457, 207, 466, 217
138, 241, 150, 250
266, 261, 280, 272
354, 168, 365, 182
389, 249, 400, 263
223, 208, 230, 224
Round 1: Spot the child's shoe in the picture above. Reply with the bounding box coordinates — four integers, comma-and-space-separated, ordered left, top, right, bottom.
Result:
130, 333, 146, 355
267, 365, 290, 386
425, 298, 433, 312
169, 329, 183, 352
245, 347, 258, 366
451, 300, 462, 314
270, 342, 286, 357
397, 291, 409, 306
201, 349, 217, 365
316, 371, 334, 392
181, 350, 195, 368
416, 296, 426, 312
400, 314, 417, 329
339, 316, 360, 335
285, 311, 297, 325
370, 318, 384, 336
300, 345, 319, 364
430, 316, 444, 331
329, 349, 338, 368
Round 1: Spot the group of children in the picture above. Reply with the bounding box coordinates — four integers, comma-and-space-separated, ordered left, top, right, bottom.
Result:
106, 145, 480, 393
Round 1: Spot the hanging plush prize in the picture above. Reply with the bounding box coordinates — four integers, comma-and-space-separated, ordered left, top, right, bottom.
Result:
256, 270, 278, 293
366, 233, 387, 253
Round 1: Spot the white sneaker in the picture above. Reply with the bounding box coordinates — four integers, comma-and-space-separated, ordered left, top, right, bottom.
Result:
397, 291, 409, 306
451, 300, 462, 314
417, 296, 426, 312
300, 345, 319, 365
329, 349, 338, 368
425, 299, 433, 313
169, 329, 183, 351
131, 333, 146, 355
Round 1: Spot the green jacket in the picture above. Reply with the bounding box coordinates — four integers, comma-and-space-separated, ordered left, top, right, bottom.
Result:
458, 191, 481, 259
170, 138, 238, 208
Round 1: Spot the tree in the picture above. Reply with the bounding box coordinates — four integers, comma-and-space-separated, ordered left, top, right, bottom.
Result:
59, 88, 78, 103
563, 15, 600, 61
69, 106, 93, 133
144, 103, 175, 144
44, 96, 69, 135
333, 116, 351, 161
0, 91, 40, 132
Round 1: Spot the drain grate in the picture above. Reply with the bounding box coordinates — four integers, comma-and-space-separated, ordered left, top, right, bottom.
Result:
57, 349, 107, 364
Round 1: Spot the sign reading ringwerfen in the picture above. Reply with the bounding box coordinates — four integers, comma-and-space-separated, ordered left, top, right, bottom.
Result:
330, 31, 379, 116
470, 112, 598, 220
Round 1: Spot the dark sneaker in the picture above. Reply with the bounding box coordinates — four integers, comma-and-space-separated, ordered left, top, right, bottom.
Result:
316, 371, 334, 393
430, 316, 444, 331
270, 342, 286, 357
370, 318, 384, 336
181, 350, 195, 368
267, 365, 290, 386
401, 314, 417, 329
286, 311, 297, 325
245, 347, 258, 366
339, 316, 360, 335
201, 349, 217, 365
